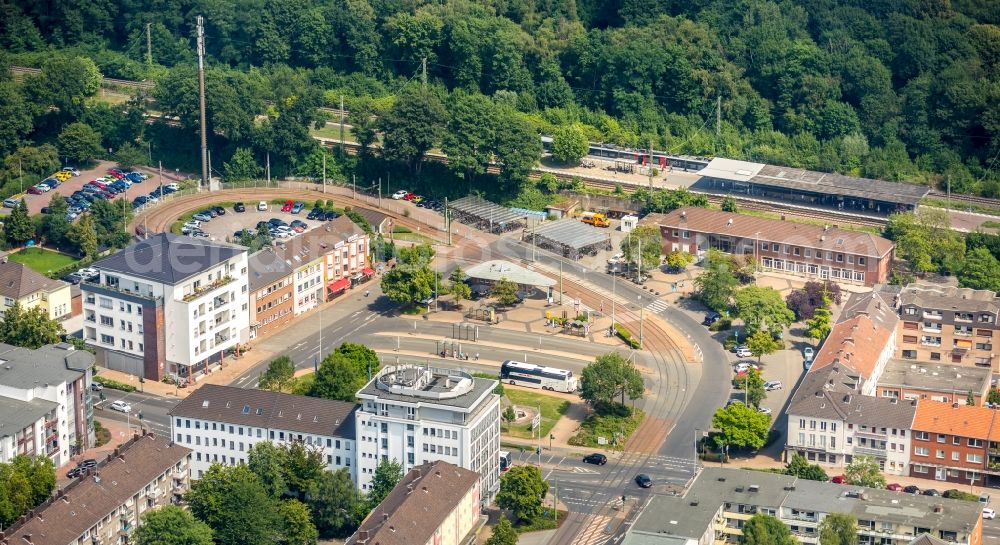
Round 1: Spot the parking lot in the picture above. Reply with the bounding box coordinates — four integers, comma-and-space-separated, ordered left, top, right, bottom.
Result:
188, 200, 333, 242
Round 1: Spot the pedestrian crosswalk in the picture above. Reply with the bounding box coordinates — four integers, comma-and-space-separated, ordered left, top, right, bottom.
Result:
574, 513, 615, 545
645, 299, 671, 313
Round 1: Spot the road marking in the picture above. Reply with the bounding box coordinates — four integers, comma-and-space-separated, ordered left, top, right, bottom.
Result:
570, 467, 600, 474
646, 300, 670, 313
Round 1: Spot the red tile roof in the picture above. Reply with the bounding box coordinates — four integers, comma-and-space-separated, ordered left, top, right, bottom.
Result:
809, 315, 893, 380
914, 399, 997, 440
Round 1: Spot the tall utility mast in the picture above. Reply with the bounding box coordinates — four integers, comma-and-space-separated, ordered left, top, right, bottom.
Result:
196, 16, 209, 190
145, 23, 153, 65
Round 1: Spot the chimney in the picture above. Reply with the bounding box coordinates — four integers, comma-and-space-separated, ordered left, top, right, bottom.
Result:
406, 483, 413, 494
952, 402, 960, 409
358, 530, 369, 542
422, 486, 428, 493
414, 468, 421, 478
933, 505, 943, 514
382, 513, 389, 522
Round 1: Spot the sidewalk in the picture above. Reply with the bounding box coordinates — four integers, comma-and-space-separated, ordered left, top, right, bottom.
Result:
59, 417, 134, 480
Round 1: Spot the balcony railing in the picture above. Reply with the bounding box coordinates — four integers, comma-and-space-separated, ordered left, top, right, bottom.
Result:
923, 312, 943, 320
853, 446, 887, 457
83, 280, 159, 301
854, 429, 887, 438
181, 276, 233, 302
955, 330, 973, 337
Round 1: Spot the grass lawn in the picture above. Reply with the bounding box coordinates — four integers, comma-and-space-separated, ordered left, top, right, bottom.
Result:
502, 389, 570, 440
288, 372, 315, 395
310, 124, 360, 142
568, 407, 645, 450
513, 510, 568, 533
8, 247, 79, 274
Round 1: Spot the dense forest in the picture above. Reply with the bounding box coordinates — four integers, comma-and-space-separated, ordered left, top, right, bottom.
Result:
1, 0, 1000, 200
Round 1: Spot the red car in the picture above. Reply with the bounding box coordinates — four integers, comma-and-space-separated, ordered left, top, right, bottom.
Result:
831, 475, 846, 484
886, 483, 904, 492
403, 192, 416, 201
107, 168, 124, 177
26, 185, 43, 195
89, 181, 108, 189
281, 200, 294, 212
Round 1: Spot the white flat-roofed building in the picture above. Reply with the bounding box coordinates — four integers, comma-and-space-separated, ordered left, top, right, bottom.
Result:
355, 365, 501, 497
168, 384, 357, 480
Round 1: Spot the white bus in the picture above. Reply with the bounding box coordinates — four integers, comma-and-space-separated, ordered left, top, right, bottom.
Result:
499, 361, 578, 393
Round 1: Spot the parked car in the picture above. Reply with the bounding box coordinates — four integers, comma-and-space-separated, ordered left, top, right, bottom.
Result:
184, 220, 202, 230
903, 485, 921, 494
324, 210, 340, 221
757, 406, 772, 415
234, 202, 246, 212
165, 183, 180, 191
62, 167, 81, 176
234, 229, 254, 238
281, 200, 294, 212
981, 494, 991, 506
922, 489, 941, 497
702, 311, 721, 326
291, 201, 304, 214
803, 347, 815, 361
583, 453, 607, 465
110, 400, 131, 413
984, 508, 996, 520
213, 206, 226, 216
206, 208, 218, 218
268, 218, 288, 227
66, 467, 85, 479
733, 361, 759, 373
731, 344, 748, 354
192, 212, 212, 222
635, 474, 653, 488
886, 483, 904, 492
763, 380, 782, 391
43, 178, 60, 188
411, 195, 424, 204
78, 458, 98, 469
735, 347, 753, 358
725, 399, 744, 408
403, 192, 416, 201
258, 201, 268, 211
26, 185, 44, 195
392, 190, 408, 200
90, 382, 103, 391
290, 221, 308, 233
831, 475, 846, 484
307, 208, 322, 220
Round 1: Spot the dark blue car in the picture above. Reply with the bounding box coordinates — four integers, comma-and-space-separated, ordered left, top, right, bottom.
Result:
126, 172, 143, 183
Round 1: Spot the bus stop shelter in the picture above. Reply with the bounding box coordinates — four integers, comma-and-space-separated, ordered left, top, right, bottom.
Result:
448, 196, 525, 234
464, 260, 555, 297
527, 219, 612, 259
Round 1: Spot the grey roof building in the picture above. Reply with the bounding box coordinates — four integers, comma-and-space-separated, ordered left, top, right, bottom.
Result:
897, 283, 1000, 315
0, 260, 67, 299
624, 493, 725, 545
247, 248, 295, 292
0, 342, 95, 389
92, 232, 245, 284
877, 360, 992, 401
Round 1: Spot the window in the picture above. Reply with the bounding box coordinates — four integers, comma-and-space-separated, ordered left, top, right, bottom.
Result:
904, 307, 917, 315
953, 451, 960, 461
858, 257, 866, 265
903, 335, 917, 343
967, 453, 983, 463
930, 352, 941, 361
977, 343, 993, 351
937, 434, 947, 443
936, 449, 945, 458
981, 314, 995, 323
970, 438, 984, 448
953, 436, 961, 445
916, 431, 929, 440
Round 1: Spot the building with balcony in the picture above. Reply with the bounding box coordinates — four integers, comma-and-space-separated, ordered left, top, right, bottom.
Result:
246, 249, 295, 340
345, 461, 483, 545
896, 283, 999, 370
640, 208, 894, 286
82, 233, 249, 382
355, 365, 501, 497
169, 384, 357, 480
0, 259, 73, 320
876, 360, 992, 406
910, 400, 995, 485
0, 431, 191, 545
0, 343, 95, 466
623, 468, 983, 545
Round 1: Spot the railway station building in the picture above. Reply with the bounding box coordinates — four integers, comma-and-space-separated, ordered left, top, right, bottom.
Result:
641, 207, 895, 286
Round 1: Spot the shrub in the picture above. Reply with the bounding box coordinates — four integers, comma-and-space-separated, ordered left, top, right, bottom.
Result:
709, 318, 732, 331
943, 489, 979, 502
614, 323, 640, 349
93, 375, 137, 392
723, 336, 738, 350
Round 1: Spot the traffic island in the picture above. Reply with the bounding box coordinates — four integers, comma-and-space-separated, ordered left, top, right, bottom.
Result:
568, 404, 645, 450
500, 388, 570, 441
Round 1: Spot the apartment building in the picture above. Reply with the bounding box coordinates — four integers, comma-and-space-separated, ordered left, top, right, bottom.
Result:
355, 365, 501, 497
82, 233, 250, 381
876, 360, 991, 406
0, 431, 191, 545
909, 400, 995, 485
0, 260, 73, 320
270, 216, 370, 313
895, 283, 999, 370
640, 207, 894, 286
625, 468, 983, 545
0, 343, 95, 466
345, 461, 482, 545
247, 249, 294, 339
168, 384, 357, 480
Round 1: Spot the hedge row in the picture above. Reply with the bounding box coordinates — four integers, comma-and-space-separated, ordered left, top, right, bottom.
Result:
93, 375, 137, 392
614, 323, 640, 349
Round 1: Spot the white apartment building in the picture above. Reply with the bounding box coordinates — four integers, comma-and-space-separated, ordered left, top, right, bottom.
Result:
81, 233, 249, 382
355, 365, 501, 497
168, 384, 357, 480
0, 343, 96, 466
1, 431, 192, 545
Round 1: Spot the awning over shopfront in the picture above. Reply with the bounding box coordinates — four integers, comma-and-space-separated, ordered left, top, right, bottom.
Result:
329, 277, 351, 292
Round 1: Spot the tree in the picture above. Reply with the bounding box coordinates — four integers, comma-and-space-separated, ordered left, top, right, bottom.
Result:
283, 441, 326, 500
550, 123, 589, 164
380, 244, 437, 306
0, 302, 64, 348
785, 281, 842, 321
664, 250, 695, 271
224, 148, 263, 182
486, 515, 518, 545
819, 513, 859, 545
958, 247, 1000, 292
734, 286, 795, 336
333, 343, 380, 382
493, 107, 541, 183
739, 513, 797, 545
247, 442, 288, 498
746, 330, 782, 363
990, 388, 1000, 405
186, 464, 280, 545
580, 352, 644, 408
29, 56, 101, 120
57, 122, 104, 165
277, 499, 318, 545
620, 225, 662, 271
737, 368, 766, 408
0, 81, 32, 157
492, 277, 520, 306
378, 88, 447, 173
5, 200, 33, 246
113, 142, 147, 170
805, 293, 833, 342
309, 353, 362, 402
0, 455, 55, 527
968, 390, 977, 406
134, 505, 214, 545
443, 91, 496, 183
721, 196, 739, 212
694, 249, 739, 312
259, 356, 295, 392
368, 458, 404, 509
496, 465, 549, 523
843, 455, 886, 489
71, 213, 98, 257
886, 209, 965, 274
39, 192, 71, 248
347, 99, 380, 156
503, 405, 517, 423
711, 402, 771, 451
784, 454, 828, 481
449, 267, 472, 307
307, 469, 364, 539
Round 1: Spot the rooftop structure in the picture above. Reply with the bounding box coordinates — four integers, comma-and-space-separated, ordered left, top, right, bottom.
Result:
0, 342, 94, 389
913, 399, 996, 440
464, 260, 555, 288
877, 360, 991, 402
91, 232, 245, 285
448, 196, 525, 234
810, 314, 896, 389
346, 461, 481, 545
359, 366, 496, 410
528, 218, 611, 259
247, 248, 295, 292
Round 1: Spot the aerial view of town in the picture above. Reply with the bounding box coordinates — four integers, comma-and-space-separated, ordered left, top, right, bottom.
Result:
1, 3, 1000, 545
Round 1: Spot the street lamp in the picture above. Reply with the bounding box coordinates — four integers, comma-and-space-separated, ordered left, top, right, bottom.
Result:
638, 295, 644, 349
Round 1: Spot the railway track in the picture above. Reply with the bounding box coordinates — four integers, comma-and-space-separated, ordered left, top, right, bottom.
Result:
926, 191, 1000, 208
11, 65, 154, 91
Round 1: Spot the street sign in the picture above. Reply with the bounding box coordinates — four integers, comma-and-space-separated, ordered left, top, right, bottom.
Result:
531, 413, 541, 430
598, 436, 608, 445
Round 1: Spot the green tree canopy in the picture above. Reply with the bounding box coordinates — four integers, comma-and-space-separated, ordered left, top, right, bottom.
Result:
134, 505, 215, 545
0, 302, 64, 348
580, 352, 644, 408
819, 513, 859, 545
5, 200, 33, 246
378, 88, 447, 173
307, 469, 364, 539
71, 213, 98, 257
746, 330, 782, 363
113, 142, 147, 170
711, 402, 771, 450
309, 352, 362, 402
259, 355, 295, 392
805, 293, 833, 342
57, 122, 104, 164
620, 225, 662, 271
247, 442, 288, 498
739, 513, 797, 545
844, 455, 886, 489
368, 457, 404, 509
186, 464, 282, 545
0, 455, 55, 527
886, 209, 965, 274
550, 123, 589, 163
491, 277, 520, 306
737, 367, 766, 408
784, 454, 829, 481
486, 515, 518, 545
224, 147, 263, 182
496, 465, 549, 523
734, 286, 795, 336
333, 343, 380, 382
694, 249, 739, 313
958, 247, 1000, 292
